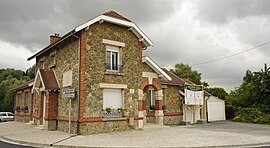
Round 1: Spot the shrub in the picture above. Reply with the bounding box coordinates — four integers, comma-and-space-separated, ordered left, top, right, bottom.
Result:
150, 105, 156, 110
225, 105, 237, 120
105, 107, 112, 113
162, 105, 167, 110
233, 108, 270, 124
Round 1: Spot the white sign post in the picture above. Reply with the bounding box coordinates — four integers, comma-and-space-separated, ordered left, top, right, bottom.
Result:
184, 84, 204, 124
62, 88, 75, 134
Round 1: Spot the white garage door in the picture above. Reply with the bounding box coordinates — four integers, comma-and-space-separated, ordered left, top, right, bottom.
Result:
207, 102, 225, 121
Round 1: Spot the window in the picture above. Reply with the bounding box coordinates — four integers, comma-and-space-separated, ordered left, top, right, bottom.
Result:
24, 92, 30, 106
106, 45, 121, 71
103, 89, 122, 109
162, 88, 166, 105
149, 87, 155, 107
50, 51, 56, 67
7, 113, 14, 116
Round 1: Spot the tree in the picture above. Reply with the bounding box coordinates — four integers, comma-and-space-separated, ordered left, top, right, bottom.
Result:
170, 63, 204, 85
205, 87, 227, 100
25, 64, 36, 79
0, 68, 30, 112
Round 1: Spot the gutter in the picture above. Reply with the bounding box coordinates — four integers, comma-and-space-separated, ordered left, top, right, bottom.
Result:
27, 30, 75, 61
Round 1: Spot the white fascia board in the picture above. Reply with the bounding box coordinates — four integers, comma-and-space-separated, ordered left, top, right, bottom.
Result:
142, 57, 172, 81
74, 15, 153, 47
31, 69, 45, 93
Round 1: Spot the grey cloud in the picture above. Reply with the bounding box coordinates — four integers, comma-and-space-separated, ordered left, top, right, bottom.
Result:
0, 0, 179, 52
194, 0, 270, 24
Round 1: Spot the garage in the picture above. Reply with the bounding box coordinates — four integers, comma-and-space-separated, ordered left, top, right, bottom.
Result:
207, 96, 226, 121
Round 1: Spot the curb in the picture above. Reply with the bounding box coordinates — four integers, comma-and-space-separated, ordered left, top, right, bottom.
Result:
1, 135, 270, 148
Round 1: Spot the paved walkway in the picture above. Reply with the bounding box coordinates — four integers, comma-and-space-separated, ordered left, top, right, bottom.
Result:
1, 121, 270, 147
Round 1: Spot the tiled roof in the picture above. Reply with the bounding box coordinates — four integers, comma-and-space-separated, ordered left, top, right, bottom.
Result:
161, 68, 185, 85
103, 11, 132, 22
181, 78, 195, 85
39, 69, 59, 90
14, 79, 34, 91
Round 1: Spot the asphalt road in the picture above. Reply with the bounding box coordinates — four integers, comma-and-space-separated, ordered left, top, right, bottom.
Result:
0, 140, 33, 148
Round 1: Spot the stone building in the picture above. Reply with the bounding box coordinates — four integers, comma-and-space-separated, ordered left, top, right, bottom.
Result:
14, 11, 186, 134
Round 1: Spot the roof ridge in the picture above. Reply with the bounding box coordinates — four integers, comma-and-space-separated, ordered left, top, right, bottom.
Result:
103, 10, 132, 22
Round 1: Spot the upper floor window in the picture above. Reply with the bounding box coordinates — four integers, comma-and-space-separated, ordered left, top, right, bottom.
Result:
39, 57, 45, 69
49, 51, 56, 68
106, 45, 122, 72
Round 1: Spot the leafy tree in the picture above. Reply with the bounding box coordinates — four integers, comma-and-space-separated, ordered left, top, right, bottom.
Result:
25, 64, 36, 79
0, 68, 30, 112
170, 63, 203, 85
226, 63, 270, 123
205, 87, 227, 100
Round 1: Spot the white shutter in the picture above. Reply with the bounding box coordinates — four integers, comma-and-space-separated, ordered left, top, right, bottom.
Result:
103, 89, 122, 109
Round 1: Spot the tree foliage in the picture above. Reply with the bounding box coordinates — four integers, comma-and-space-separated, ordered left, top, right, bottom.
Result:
0, 68, 32, 112
170, 63, 206, 86
205, 87, 228, 100
226, 64, 270, 124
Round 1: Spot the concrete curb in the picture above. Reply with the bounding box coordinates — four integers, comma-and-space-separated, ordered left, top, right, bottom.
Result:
1, 135, 270, 148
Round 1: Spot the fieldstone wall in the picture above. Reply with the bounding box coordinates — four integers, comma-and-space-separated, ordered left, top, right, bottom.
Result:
80, 121, 131, 134
165, 85, 183, 112
164, 115, 183, 125
146, 116, 156, 123
15, 115, 32, 123
36, 37, 80, 119
83, 22, 159, 118
57, 121, 78, 134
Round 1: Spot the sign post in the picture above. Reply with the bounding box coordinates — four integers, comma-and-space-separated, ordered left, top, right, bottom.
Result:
184, 84, 204, 124
62, 88, 75, 134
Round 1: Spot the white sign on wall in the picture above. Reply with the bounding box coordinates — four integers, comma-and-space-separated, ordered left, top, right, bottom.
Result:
184, 85, 204, 105
63, 70, 72, 87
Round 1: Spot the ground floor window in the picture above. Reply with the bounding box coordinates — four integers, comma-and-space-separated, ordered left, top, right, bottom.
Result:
103, 89, 123, 118
103, 89, 122, 109
149, 86, 155, 109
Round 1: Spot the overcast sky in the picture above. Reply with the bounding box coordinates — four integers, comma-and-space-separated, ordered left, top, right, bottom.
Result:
0, 0, 270, 91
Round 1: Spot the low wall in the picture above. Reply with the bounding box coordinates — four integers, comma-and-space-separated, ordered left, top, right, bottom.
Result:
15, 115, 32, 123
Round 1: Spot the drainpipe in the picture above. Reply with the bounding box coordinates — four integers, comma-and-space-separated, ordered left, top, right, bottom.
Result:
71, 33, 81, 135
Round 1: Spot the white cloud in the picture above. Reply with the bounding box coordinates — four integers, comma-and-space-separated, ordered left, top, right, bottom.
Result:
0, 40, 34, 70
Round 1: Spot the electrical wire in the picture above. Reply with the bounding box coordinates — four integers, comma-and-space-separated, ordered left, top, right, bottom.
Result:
191, 40, 270, 66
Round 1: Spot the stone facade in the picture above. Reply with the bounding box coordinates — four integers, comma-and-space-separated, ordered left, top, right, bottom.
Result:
16, 12, 185, 134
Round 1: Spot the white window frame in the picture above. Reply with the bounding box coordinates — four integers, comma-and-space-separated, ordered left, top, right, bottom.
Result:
106, 45, 120, 71
103, 88, 123, 110
149, 87, 155, 106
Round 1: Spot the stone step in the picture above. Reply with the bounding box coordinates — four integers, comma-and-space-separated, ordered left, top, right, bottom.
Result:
35, 125, 46, 130
196, 119, 207, 124
179, 121, 191, 125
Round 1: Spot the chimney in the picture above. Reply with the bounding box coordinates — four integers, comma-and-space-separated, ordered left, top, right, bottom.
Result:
50, 33, 60, 44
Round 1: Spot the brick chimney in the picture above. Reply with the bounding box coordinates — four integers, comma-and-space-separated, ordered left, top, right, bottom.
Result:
50, 33, 60, 44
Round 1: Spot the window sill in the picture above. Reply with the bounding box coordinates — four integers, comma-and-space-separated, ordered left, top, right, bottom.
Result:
105, 71, 124, 76
102, 117, 127, 121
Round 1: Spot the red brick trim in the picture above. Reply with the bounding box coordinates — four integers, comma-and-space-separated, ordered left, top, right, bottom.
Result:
146, 111, 155, 117
138, 100, 143, 111
155, 100, 162, 110
139, 79, 161, 91
138, 41, 142, 63
164, 112, 183, 116
79, 30, 86, 120
134, 117, 143, 120
15, 113, 32, 117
